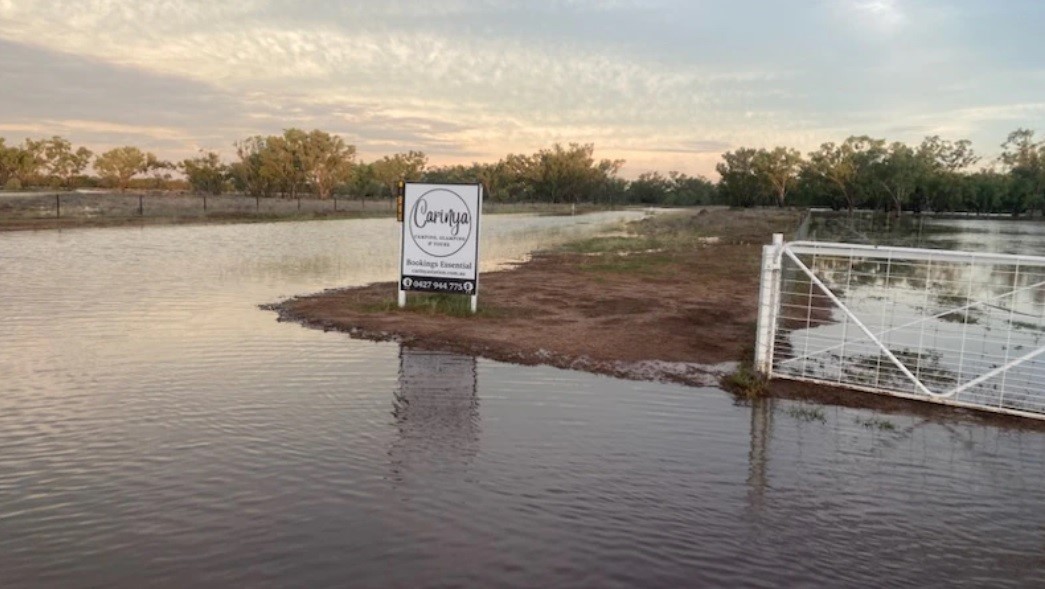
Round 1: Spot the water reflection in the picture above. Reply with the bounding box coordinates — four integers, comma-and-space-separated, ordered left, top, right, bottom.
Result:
806, 212, 1045, 255
388, 348, 480, 482
2, 214, 1044, 587
746, 397, 775, 514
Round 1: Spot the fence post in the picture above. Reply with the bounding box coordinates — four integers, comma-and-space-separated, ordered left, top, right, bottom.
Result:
256, 196, 260, 212
203, 195, 207, 212
56, 194, 61, 219
139, 195, 144, 216
754, 233, 784, 376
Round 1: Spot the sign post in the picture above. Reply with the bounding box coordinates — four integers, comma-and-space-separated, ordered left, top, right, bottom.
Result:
399, 183, 483, 312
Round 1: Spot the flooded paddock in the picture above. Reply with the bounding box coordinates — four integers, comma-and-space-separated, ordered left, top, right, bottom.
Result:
1, 214, 1042, 587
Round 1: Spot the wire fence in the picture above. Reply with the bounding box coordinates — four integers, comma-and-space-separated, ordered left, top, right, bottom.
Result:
0, 192, 398, 220
756, 235, 1045, 419
0, 192, 607, 221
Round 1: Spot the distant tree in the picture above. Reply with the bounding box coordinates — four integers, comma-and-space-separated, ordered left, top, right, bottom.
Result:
94, 146, 152, 191
262, 129, 309, 198
423, 163, 472, 185
44, 136, 93, 188
232, 136, 275, 197
499, 152, 537, 201
805, 136, 885, 214
14, 138, 48, 186
667, 172, 716, 206
371, 150, 428, 198
514, 143, 622, 204
752, 147, 802, 207
144, 153, 175, 190
180, 151, 228, 195
0, 137, 16, 186
874, 142, 925, 217
918, 135, 979, 172
627, 171, 672, 204
300, 130, 356, 199
338, 161, 379, 202
716, 147, 763, 207
967, 169, 1008, 214
998, 128, 1044, 217
474, 161, 510, 201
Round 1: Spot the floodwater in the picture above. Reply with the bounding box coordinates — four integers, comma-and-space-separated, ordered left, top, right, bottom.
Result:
1, 214, 1043, 588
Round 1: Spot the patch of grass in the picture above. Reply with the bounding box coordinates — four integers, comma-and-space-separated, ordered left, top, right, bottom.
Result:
720, 364, 769, 400
553, 208, 803, 259
365, 293, 500, 318
855, 416, 897, 431
579, 252, 675, 275
555, 235, 661, 254
786, 405, 827, 423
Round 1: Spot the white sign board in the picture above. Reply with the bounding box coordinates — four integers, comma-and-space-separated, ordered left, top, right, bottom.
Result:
399, 183, 482, 300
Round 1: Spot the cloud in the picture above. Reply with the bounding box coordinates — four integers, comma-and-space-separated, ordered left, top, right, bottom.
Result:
847, 0, 907, 33
1, 1, 1043, 177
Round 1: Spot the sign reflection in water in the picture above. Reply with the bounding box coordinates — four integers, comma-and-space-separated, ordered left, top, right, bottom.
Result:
389, 348, 480, 481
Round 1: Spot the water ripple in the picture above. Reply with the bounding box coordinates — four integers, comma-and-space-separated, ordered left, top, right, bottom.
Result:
1, 218, 1043, 588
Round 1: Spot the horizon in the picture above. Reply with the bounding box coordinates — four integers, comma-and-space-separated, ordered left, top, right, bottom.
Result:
2, 1, 1044, 179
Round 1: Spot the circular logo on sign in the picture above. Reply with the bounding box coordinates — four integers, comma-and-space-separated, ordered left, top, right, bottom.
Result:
402, 277, 413, 288
463, 282, 474, 293
409, 188, 472, 258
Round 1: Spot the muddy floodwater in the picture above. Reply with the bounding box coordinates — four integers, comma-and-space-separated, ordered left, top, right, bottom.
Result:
1, 214, 1043, 588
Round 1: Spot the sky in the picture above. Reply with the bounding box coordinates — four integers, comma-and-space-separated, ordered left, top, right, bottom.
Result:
1, 0, 1043, 179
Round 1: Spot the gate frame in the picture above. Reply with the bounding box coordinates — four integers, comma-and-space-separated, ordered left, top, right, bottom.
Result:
755, 233, 1045, 420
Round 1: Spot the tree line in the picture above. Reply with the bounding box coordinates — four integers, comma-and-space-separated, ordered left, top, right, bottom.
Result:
2, 128, 1042, 215
0, 130, 713, 206
717, 130, 1045, 217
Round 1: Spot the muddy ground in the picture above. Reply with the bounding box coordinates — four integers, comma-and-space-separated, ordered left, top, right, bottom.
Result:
270, 208, 1043, 430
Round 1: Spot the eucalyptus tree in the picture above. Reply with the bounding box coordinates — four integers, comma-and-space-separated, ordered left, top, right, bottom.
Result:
516, 143, 622, 204
805, 142, 856, 212
474, 161, 510, 202
301, 130, 356, 199
231, 136, 275, 197
967, 169, 1008, 214
180, 151, 228, 195
371, 150, 428, 198
875, 142, 925, 217
998, 128, 1044, 216
94, 146, 153, 191
805, 136, 885, 214
753, 147, 803, 207
44, 136, 93, 188
263, 128, 309, 198
0, 137, 22, 187
346, 161, 382, 199
627, 171, 673, 204
667, 171, 715, 206
716, 147, 764, 207
918, 135, 979, 172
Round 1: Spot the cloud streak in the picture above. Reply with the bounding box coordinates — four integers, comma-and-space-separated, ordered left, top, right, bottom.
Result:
1, 0, 1043, 176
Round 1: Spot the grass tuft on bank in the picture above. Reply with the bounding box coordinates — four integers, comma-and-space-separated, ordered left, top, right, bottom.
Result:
720, 364, 769, 400
365, 293, 503, 318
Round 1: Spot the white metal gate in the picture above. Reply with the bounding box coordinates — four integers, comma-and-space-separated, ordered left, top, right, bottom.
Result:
755, 234, 1045, 419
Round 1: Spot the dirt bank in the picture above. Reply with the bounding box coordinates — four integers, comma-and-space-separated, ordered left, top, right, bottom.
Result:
271, 209, 796, 385
268, 208, 1044, 430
